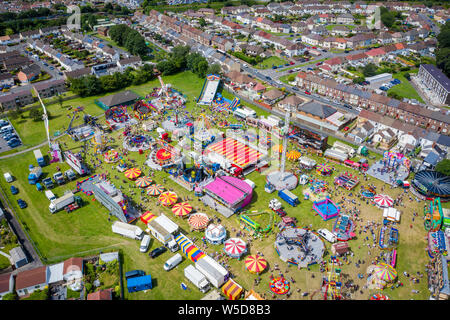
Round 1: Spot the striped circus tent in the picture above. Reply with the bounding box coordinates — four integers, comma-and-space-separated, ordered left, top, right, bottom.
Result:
124, 168, 142, 180
158, 191, 178, 206
172, 202, 193, 218
146, 184, 164, 196
244, 254, 268, 274
286, 150, 301, 161
140, 211, 156, 224
188, 212, 209, 230
222, 279, 243, 300
135, 176, 152, 188
272, 144, 283, 153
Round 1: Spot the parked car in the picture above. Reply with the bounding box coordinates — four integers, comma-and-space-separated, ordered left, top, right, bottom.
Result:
305, 90, 311, 95
307, 67, 313, 71
149, 246, 167, 259
292, 87, 299, 91
289, 61, 295, 65
17, 199, 27, 209
10, 185, 18, 195
8, 139, 21, 148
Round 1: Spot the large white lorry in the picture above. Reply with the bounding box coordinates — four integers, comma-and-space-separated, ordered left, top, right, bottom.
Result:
146, 214, 179, 252
49, 192, 75, 213
195, 255, 229, 288
184, 265, 210, 293
112, 221, 144, 240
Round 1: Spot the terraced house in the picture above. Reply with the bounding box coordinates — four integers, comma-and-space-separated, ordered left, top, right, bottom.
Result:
296, 71, 450, 134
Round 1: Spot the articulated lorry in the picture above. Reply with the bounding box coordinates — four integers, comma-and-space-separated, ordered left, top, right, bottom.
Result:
112, 221, 144, 240
49, 191, 75, 213
33, 149, 46, 167
28, 166, 42, 185
184, 265, 210, 293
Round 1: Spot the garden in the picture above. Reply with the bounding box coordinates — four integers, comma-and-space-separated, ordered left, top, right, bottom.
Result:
83, 255, 121, 299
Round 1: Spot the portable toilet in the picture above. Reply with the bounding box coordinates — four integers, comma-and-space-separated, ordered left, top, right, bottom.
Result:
36, 183, 43, 191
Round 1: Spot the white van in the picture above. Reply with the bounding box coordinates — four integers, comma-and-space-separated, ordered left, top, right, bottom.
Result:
45, 190, 56, 201
3, 172, 13, 183
164, 253, 182, 271
317, 228, 337, 243
139, 235, 151, 253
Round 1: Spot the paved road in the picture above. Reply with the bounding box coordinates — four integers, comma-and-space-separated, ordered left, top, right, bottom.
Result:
0, 187, 44, 274
242, 64, 360, 116
3, 43, 63, 95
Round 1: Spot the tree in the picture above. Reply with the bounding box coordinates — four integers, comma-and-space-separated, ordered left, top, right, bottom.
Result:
199, 18, 207, 27
437, 21, 450, 49
387, 91, 401, 100
207, 63, 221, 75
436, 47, 450, 78
29, 108, 43, 121
353, 76, 365, 84
57, 94, 64, 109
435, 159, 450, 176
362, 63, 378, 77
2, 292, 17, 300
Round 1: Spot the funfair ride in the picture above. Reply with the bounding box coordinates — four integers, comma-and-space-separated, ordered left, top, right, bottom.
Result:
266, 105, 298, 190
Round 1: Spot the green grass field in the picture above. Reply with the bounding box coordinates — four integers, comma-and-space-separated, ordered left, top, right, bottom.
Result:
387, 70, 424, 103
325, 24, 356, 31
0, 70, 434, 300
256, 56, 289, 70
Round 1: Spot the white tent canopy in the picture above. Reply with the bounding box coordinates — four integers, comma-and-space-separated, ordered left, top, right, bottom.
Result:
383, 207, 401, 222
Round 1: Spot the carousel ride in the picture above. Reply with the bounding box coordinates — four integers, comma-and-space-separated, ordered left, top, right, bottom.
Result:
122, 126, 154, 152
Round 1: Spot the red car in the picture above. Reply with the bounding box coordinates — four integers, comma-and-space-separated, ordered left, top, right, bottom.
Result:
312, 46, 317, 49
305, 90, 311, 95
344, 126, 350, 131
289, 61, 295, 65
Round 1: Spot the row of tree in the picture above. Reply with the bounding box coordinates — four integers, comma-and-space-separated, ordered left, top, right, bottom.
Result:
108, 24, 148, 57
68, 64, 156, 97
156, 45, 221, 78
436, 21, 450, 78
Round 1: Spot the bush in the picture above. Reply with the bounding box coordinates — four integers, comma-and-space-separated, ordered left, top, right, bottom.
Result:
84, 282, 93, 293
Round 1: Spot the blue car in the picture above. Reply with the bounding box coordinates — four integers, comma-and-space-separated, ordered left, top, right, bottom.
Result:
10, 185, 18, 195
379, 86, 389, 91
17, 199, 27, 209
8, 139, 21, 148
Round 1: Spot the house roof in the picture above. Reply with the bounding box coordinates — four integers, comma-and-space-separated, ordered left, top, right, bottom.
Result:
225, 71, 253, 85
424, 151, 439, 166
262, 88, 284, 100
437, 134, 450, 147
279, 95, 305, 106
0, 273, 12, 294
20, 63, 41, 77
63, 257, 83, 275
15, 266, 47, 290
64, 67, 91, 79
299, 101, 337, 119
33, 79, 65, 91
87, 288, 113, 300
98, 90, 140, 108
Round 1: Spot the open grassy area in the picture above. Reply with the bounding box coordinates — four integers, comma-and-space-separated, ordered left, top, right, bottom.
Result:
325, 24, 356, 31
255, 56, 289, 70
387, 70, 424, 103
0, 70, 434, 300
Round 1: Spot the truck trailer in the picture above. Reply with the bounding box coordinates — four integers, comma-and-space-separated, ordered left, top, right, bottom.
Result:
184, 265, 210, 293
49, 192, 75, 213
278, 189, 300, 207
112, 221, 144, 240
33, 149, 46, 167
146, 214, 179, 252
195, 255, 229, 288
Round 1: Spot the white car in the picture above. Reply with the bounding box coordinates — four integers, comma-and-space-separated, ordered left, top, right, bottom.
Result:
317, 228, 337, 243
